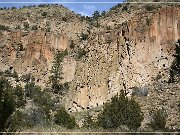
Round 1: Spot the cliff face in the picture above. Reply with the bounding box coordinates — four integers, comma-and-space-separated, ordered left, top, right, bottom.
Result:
64, 6, 180, 114
0, 30, 71, 85
62, 6, 180, 128
0, 4, 88, 86
0, 3, 180, 129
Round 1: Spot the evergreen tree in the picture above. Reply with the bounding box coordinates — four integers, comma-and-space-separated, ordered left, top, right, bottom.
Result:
12, 69, 18, 79
92, 11, 101, 28
0, 77, 16, 132
101, 11, 106, 16
169, 39, 180, 82
92, 11, 100, 20
15, 85, 26, 108
150, 108, 167, 131
49, 50, 67, 94
54, 107, 76, 129
97, 90, 143, 130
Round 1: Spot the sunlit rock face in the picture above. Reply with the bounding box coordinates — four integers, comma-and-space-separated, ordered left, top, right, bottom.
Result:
0, 30, 71, 87
64, 7, 180, 112
0, 3, 179, 128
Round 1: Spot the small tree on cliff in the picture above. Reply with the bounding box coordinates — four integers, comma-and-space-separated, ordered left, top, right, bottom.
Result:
169, 39, 180, 82
92, 11, 100, 28
49, 50, 68, 94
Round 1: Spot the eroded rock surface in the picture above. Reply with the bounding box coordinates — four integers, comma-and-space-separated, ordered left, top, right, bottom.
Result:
0, 3, 179, 129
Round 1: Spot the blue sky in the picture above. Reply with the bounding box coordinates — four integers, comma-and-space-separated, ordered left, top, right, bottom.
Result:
0, 0, 124, 16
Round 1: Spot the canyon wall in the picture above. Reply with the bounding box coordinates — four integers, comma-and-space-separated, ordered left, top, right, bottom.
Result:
0, 4, 179, 129
0, 30, 70, 86
64, 7, 180, 112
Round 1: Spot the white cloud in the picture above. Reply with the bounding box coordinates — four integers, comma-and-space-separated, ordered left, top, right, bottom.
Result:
79, 4, 97, 16
83, 4, 96, 11
78, 11, 91, 16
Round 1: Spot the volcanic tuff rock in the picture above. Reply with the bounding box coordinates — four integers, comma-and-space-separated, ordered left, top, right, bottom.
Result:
0, 4, 88, 86
0, 2, 180, 129
64, 6, 180, 109
63, 5, 180, 128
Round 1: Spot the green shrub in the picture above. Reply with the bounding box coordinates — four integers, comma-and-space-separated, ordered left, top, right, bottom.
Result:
38, 4, 50, 7
54, 107, 76, 129
25, 83, 55, 120
77, 48, 87, 59
7, 110, 25, 131
32, 86, 56, 118
107, 26, 111, 30
146, 18, 151, 26
15, 25, 21, 30
24, 82, 35, 98
46, 27, 51, 32
8, 108, 47, 129
18, 43, 24, 51
12, 69, 18, 79
0, 71, 4, 76
4, 69, 12, 77
70, 40, 75, 49
97, 90, 143, 130
41, 11, 47, 17
11, 7, 16, 10
62, 17, 67, 22
80, 32, 88, 41
32, 25, 38, 30
22, 6, 27, 9
145, 4, 154, 11
14, 85, 26, 108
150, 108, 167, 131
52, 82, 69, 95
0, 24, 9, 31
21, 73, 31, 83
46, 21, 50, 27
80, 16, 86, 21
101, 11, 106, 16
83, 112, 97, 129
94, 20, 100, 28
24, 107, 47, 127
0, 77, 16, 132
106, 37, 112, 44
23, 22, 29, 30
122, 5, 128, 12
58, 82, 69, 94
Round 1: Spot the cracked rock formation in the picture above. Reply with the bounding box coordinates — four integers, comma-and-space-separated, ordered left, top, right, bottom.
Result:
0, 2, 179, 129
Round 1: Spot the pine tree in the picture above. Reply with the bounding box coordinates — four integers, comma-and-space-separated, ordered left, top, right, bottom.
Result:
92, 11, 101, 28
101, 11, 106, 16
0, 77, 16, 132
92, 11, 100, 20
169, 39, 180, 82
49, 50, 67, 94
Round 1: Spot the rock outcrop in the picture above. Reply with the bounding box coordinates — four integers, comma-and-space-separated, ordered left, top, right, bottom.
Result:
0, 2, 179, 129
65, 6, 180, 110
0, 4, 88, 86
63, 6, 180, 128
